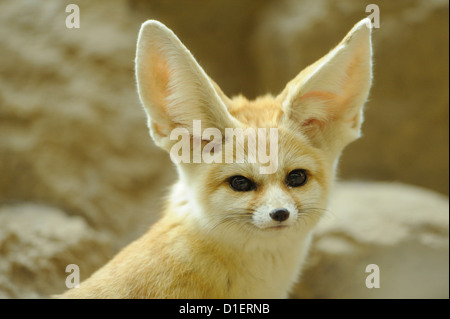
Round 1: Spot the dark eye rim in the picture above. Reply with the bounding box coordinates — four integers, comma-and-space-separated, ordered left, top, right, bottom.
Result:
286, 169, 309, 188
228, 175, 256, 192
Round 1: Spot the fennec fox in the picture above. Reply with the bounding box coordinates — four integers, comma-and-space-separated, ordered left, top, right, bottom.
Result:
61, 18, 372, 298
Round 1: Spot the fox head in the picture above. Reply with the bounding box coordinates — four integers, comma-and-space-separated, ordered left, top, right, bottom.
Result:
135, 19, 372, 242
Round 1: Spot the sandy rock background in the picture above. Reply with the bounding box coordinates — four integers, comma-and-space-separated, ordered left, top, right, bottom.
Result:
0, 0, 448, 298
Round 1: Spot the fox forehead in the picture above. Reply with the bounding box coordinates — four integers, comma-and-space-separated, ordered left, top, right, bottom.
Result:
223, 94, 328, 177
228, 94, 284, 127
202, 129, 326, 184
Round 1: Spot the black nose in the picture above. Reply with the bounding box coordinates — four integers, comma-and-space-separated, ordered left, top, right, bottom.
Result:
270, 208, 290, 222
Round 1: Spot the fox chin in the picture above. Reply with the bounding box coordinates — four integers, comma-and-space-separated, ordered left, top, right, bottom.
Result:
60, 18, 373, 299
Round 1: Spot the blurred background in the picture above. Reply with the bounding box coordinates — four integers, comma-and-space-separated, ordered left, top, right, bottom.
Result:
0, 0, 448, 298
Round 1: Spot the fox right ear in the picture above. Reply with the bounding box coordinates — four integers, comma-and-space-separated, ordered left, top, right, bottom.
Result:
278, 19, 373, 157
135, 20, 238, 150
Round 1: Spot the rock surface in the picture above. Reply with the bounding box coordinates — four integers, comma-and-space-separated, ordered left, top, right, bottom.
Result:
293, 182, 449, 299
0, 0, 448, 298
0, 204, 111, 298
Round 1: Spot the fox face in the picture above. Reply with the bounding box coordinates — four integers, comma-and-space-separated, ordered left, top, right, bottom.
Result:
194, 129, 332, 243
183, 120, 332, 240
135, 19, 372, 245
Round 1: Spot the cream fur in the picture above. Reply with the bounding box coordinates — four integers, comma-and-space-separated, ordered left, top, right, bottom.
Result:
60, 18, 373, 299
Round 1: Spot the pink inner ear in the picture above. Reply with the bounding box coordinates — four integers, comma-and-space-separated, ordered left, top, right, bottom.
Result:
146, 51, 171, 112
299, 90, 340, 102
297, 89, 348, 127
297, 91, 339, 130
301, 118, 325, 130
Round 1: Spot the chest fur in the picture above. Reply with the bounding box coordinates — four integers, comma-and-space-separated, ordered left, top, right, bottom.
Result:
217, 232, 312, 298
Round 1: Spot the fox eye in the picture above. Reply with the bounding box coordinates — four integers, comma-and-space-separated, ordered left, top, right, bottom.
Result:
286, 169, 308, 188
229, 175, 256, 192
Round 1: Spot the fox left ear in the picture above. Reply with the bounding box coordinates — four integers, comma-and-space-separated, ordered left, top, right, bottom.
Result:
135, 20, 238, 151
278, 18, 373, 156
